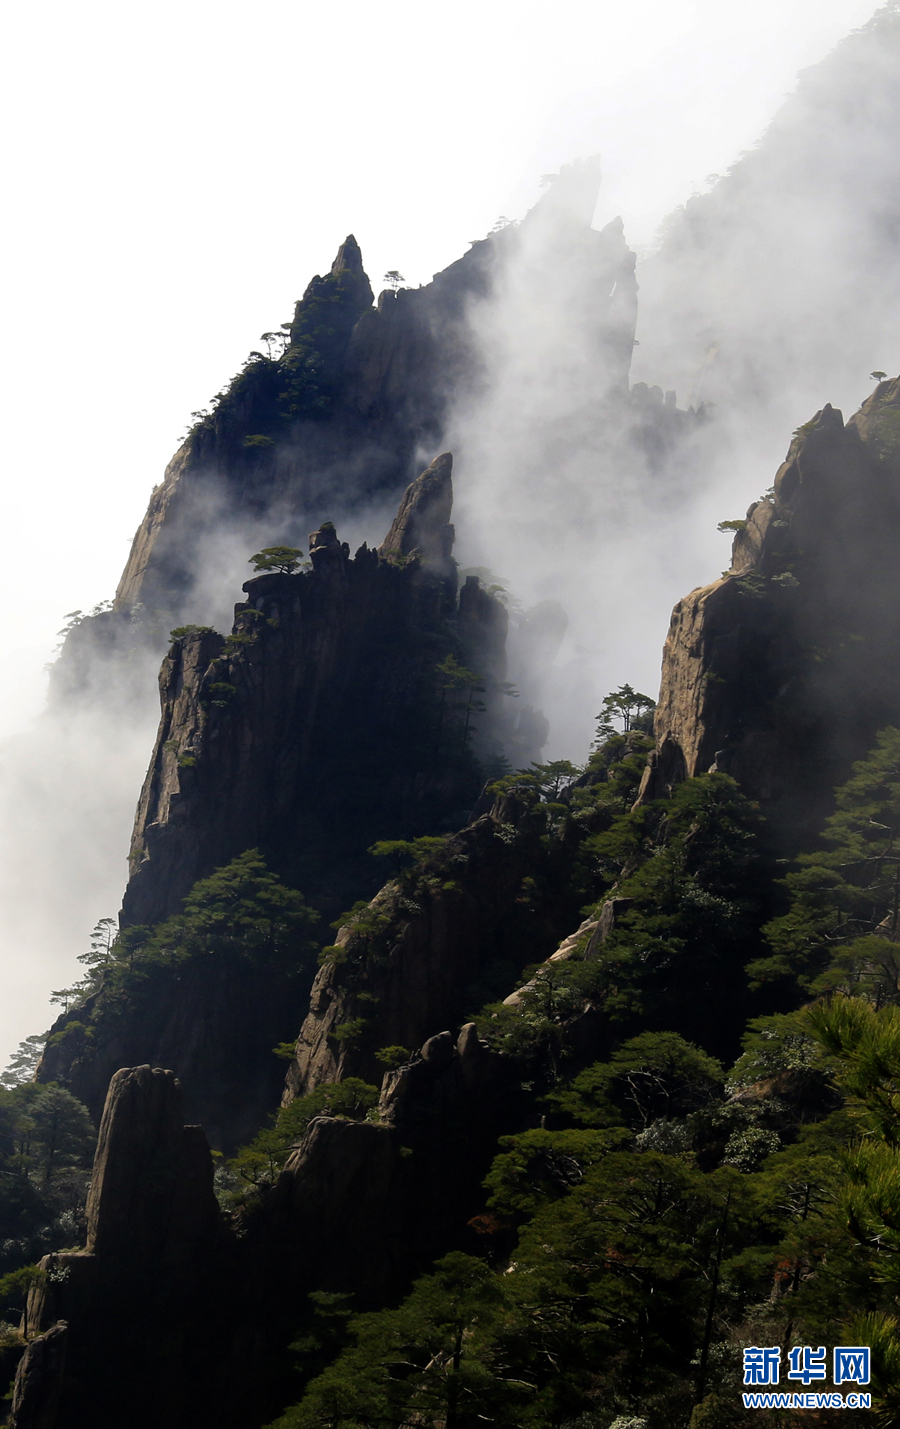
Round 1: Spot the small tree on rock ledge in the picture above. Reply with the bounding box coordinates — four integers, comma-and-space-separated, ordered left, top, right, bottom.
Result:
249, 546, 304, 575
593, 684, 656, 748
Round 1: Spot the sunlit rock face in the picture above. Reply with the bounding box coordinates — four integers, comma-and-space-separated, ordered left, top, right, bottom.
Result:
647, 378, 900, 844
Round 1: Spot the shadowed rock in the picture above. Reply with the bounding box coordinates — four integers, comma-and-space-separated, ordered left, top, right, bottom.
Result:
644, 378, 900, 843
23, 1068, 222, 1429
265, 1022, 522, 1307
7, 1322, 67, 1429
283, 788, 552, 1099
87, 1065, 186, 1259
378, 451, 454, 572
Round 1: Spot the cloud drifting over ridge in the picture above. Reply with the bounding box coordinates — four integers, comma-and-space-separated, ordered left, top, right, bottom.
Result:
450, 6, 900, 763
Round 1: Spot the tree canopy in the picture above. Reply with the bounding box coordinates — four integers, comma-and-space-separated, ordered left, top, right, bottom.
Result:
594, 684, 656, 746
249, 546, 305, 575
755, 726, 900, 1004
0, 1082, 95, 1278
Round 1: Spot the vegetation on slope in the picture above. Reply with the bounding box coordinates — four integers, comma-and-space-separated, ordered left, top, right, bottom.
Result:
266, 728, 900, 1427
10, 708, 900, 1423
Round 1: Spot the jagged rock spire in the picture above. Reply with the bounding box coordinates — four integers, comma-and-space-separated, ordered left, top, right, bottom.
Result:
331, 233, 365, 277
644, 376, 900, 840
378, 451, 454, 571
86, 1065, 217, 1261
325, 232, 374, 309
288, 235, 374, 349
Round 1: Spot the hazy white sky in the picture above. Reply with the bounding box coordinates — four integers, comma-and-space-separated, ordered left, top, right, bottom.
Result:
0, 0, 878, 725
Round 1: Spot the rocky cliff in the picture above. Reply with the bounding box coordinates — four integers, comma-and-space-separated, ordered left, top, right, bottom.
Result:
14, 1067, 223, 1429
283, 784, 576, 1099
646, 377, 900, 842
26, 367, 900, 1421
122, 451, 509, 929
24, 152, 900, 1429
37, 454, 531, 1146
15, 1031, 526, 1429
112, 160, 639, 623
262, 1022, 524, 1304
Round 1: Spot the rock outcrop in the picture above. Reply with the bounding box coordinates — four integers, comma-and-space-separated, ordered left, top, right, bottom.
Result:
121, 451, 501, 930
499, 905, 630, 1009
378, 449, 454, 568
6, 1323, 67, 1429
38, 457, 530, 1146
84, 1066, 219, 1262
18, 1041, 525, 1427
21, 1067, 223, 1429
264, 1022, 523, 1308
111, 163, 638, 622
283, 786, 574, 1099
646, 377, 900, 842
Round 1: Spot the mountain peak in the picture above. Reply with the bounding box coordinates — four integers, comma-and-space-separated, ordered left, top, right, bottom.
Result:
331, 233, 365, 277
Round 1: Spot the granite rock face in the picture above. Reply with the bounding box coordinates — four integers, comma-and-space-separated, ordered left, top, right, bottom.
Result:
113, 165, 638, 621
264, 1114, 402, 1304
265, 1022, 523, 1308
283, 787, 559, 1100
38, 458, 524, 1146
121, 452, 503, 929
646, 377, 900, 842
378, 449, 454, 569
22, 1067, 222, 1429
85, 1066, 219, 1263
6, 1323, 67, 1429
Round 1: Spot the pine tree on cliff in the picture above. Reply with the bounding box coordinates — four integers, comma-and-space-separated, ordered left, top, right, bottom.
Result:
755, 726, 900, 1005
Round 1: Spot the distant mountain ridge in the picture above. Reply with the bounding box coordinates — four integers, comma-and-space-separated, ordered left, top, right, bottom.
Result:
635, 3, 900, 434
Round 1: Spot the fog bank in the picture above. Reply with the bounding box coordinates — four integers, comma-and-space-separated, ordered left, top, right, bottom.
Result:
452, 6, 900, 762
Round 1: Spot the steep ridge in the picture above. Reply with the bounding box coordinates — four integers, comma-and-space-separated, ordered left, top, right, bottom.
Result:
36, 455, 528, 1145
112, 161, 639, 623
644, 377, 900, 843
113, 233, 450, 616
283, 784, 577, 1099
43, 159, 654, 783
121, 451, 516, 930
